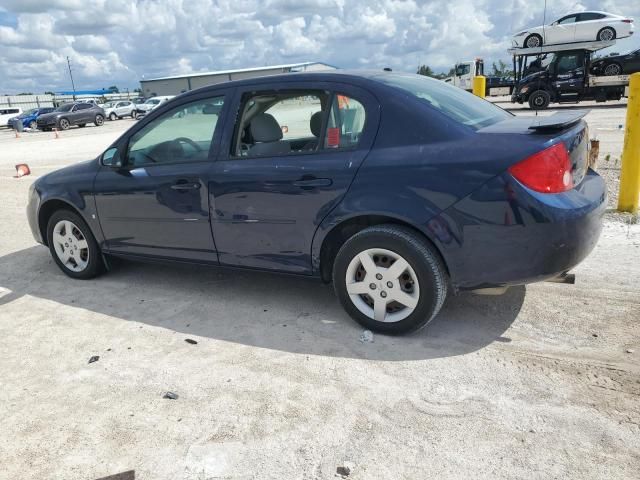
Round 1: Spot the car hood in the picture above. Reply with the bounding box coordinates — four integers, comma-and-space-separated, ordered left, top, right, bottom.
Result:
37, 158, 97, 187
38, 112, 63, 121
521, 70, 547, 83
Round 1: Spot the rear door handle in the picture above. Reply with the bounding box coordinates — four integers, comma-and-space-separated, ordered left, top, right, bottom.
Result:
292, 177, 332, 188
171, 181, 201, 190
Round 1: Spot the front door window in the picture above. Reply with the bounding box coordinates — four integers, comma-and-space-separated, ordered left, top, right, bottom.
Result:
127, 96, 225, 167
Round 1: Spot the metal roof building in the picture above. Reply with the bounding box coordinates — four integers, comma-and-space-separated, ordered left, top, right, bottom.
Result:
139, 62, 337, 96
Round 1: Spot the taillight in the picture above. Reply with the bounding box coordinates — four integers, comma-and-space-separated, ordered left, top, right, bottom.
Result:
622, 19, 633, 23
508, 143, 573, 193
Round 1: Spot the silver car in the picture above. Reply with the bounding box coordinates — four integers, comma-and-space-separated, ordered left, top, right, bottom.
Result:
103, 101, 137, 120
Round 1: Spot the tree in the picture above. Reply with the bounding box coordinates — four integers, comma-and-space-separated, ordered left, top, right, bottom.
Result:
17, 92, 34, 95
417, 65, 450, 80
491, 60, 514, 77
44, 91, 55, 96
107, 85, 119, 93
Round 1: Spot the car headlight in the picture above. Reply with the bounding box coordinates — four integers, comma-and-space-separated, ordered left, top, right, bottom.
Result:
520, 85, 530, 94
514, 31, 527, 37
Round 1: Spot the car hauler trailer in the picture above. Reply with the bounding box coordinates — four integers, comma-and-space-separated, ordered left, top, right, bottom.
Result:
509, 40, 629, 109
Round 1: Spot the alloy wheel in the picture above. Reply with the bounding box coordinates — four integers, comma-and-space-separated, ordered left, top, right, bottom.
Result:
59, 119, 70, 130
604, 63, 621, 76
526, 36, 540, 48
345, 248, 420, 323
599, 28, 614, 41
52, 220, 90, 272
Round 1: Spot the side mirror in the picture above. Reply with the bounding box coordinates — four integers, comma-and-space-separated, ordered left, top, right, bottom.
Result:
102, 147, 121, 167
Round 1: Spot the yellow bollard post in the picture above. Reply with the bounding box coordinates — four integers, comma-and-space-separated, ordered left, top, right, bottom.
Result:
618, 72, 640, 214
472, 75, 486, 98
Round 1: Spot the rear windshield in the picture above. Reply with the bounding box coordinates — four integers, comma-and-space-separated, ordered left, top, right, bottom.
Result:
375, 73, 512, 130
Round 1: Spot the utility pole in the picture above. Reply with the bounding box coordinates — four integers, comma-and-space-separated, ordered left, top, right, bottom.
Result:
67, 56, 76, 101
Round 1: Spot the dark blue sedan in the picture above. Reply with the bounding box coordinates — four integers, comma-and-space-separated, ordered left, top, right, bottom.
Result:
26, 71, 605, 334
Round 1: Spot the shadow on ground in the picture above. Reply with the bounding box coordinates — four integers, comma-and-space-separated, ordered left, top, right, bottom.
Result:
0, 246, 525, 361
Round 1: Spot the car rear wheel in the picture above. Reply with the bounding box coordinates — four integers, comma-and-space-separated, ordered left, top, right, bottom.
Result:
46, 210, 104, 279
597, 27, 616, 42
528, 90, 550, 110
333, 225, 448, 335
95, 114, 104, 126
59, 118, 70, 130
131, 110, 137, 119
603, 63, 622, 76
28, 120, 37, 129
109, 112, 117, 121
524, 34, 542, 48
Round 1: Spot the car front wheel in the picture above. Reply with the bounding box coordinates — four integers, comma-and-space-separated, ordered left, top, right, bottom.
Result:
95, 114, 104, 126
131, 110, 137, 119
46, 210, 104, 279
528, 90, 550, 110
109, 112, 117, 121
333, 225, 448, 335
604, 63, 622, 76
524, 34, 542, 48
28, 120, 37, 129
58, 118, 70, 130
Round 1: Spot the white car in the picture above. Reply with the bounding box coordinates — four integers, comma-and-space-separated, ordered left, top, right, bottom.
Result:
136, 96, 174, 114
103, 101, 138, 120
512, 11, 634, 49
0, 107, 22, 127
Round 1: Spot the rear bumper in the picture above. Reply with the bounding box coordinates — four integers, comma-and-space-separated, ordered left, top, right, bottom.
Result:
433, 170, 606, 290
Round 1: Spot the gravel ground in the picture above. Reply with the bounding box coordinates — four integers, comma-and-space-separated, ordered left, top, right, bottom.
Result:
0, 107, 638, 480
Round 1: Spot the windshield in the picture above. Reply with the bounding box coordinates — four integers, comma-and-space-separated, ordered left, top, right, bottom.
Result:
20, 108, 37, 116
103, 102, 114, 108
145, 99, 161, 105
375, 73, 512, 129
55, 104, 74, 112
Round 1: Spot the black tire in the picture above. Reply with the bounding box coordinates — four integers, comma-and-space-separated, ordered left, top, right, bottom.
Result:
131, 110, 137, 119
603, 62, 622, 76
597, 27, 616, 42
28, 120, 37, 129
524, 34, 542, 48
46, 209, 104, 280
332, 224, 448, 335
109, 112, 117, 121
58, 118, 70, 130
78, 123, 86, 128
94, 114, 104, 126
528, 90, 551, 110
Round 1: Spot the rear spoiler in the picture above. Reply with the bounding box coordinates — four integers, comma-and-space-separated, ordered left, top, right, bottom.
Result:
527, 110, 590, 132
478, 110, 589, 134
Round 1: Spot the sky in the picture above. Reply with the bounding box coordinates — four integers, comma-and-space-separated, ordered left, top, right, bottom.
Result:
0, 0, 639, 94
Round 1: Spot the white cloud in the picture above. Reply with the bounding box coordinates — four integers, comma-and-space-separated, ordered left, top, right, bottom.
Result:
0, 0, 638, 93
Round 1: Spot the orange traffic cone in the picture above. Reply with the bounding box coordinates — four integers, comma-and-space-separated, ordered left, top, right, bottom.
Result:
14, 164, 31, 178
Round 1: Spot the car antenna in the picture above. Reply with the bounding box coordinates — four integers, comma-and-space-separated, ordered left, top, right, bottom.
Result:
537, 0, 548, 117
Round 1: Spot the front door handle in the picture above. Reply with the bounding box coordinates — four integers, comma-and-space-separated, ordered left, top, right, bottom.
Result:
171, 181, 201, 190
292, 177, 332, 188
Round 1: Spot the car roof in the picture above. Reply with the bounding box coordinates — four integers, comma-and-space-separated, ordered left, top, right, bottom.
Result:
178, 69, 401, 99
